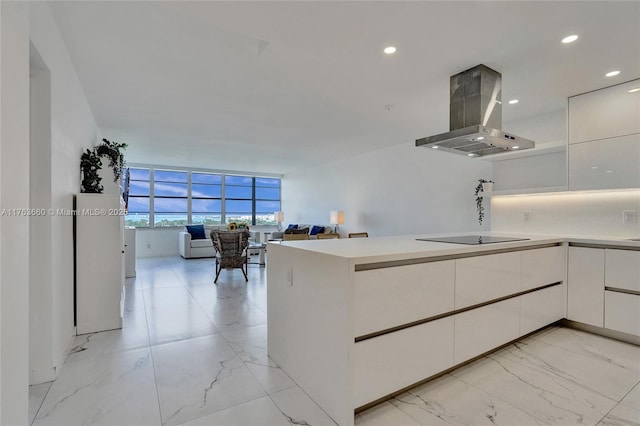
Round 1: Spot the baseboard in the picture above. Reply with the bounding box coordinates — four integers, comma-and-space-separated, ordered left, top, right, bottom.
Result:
561, 319, 640, 346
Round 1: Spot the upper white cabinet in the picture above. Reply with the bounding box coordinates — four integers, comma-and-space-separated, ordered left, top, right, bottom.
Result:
568, 79, 640, 190
569, 133, 640, 190
569, 79, 640, 144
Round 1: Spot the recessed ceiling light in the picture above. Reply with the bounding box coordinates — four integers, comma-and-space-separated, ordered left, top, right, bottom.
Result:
605, 70, 620, 77
476, 136, 485, 141
432, 146, 439, 149
467, 153, 475, 157
508, 99, 519, 104
512, 146, 520, 150
591, 166, 598, 169
606, 170, 613, 173
383, 46, 396, 55
562, 35, 579, 44
629, 88, 640, 93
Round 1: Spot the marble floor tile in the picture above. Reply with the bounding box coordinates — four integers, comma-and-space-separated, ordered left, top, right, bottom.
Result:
143, 286, 197, 310
532, 327, 640, 374
175, 396, 290, 426
33, 348, 161, 426
34, 255, 640, 426
270, 386, 338, 426
390, 373, 549, 426
202, 302, 268, 334
138, 271, 185, 290
356, 401, 422, 426
452, 354, 618, 425
29, 382, 52, 426
244, 361, 297, 395
597, 403, 640, 426
123, 287, 146, 313
621, 383, 640, 410
66, 310, 150, 363
146, 304, 219, 346
494, 338, 640, 402
151, 334, 266, 426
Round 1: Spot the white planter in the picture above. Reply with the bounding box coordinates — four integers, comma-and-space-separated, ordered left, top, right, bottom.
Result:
482, 182, 494, 192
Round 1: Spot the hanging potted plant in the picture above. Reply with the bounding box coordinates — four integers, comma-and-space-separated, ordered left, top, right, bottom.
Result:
474, 179, 494, 225
96, 138, 127, 182
80, 149, 104, 193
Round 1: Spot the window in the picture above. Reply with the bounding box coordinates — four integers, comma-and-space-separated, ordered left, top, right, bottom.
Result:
125, 168, 150, 227
191, 172, 222, 225
224, 175, 253, 224
255, 177, 281, 225
123, 167, 280, 227
154, 170, 188, 227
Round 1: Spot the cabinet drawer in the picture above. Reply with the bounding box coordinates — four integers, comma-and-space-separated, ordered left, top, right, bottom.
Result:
354, 260, 454, 337
605, 249, 640, 292
521, 246, 565, 291
604, 291, 640, 337
520, 284, 565, 336
455, 252, 520, 309
352, 317, 454, 408
567, 247, 604, 327
454, 298, 520, 365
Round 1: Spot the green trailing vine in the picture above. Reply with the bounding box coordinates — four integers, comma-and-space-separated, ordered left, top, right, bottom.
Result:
80, 149, 104, 193
474, 179, 494, 225
96, 138, 127, 182
79, 138, 127, 193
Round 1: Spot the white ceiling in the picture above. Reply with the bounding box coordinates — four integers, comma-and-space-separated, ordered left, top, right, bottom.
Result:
49, 1, 640, 175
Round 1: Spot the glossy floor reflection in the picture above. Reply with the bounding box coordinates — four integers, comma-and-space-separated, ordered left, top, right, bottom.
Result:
29, 256, 640, 426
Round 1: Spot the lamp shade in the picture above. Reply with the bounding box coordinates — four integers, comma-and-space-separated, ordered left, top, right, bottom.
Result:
274, 211, 284, 222
329, 210, 345, 225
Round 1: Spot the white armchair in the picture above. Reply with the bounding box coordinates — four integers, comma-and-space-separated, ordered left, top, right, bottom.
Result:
179, 231, 216, 258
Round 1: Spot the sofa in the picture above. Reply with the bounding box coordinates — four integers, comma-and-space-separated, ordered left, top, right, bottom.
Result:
179, 225, 259, 259
270, 224, 337, 240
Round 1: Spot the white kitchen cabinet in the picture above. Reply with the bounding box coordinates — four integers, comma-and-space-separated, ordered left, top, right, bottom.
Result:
520, 284, 565, 335
568, 133, 640, 190
604, 291, 640, 336
454, 298, 521, 365
455, 252, 520, 309
567, 247, 604, 327
521, 246, 566, 291
605, 249, 640, 292
75, 194, 125, 334
568, 79, 640, 145
353, 317, 454, 408
568, 79, 640, 191
353, 261, 454, 337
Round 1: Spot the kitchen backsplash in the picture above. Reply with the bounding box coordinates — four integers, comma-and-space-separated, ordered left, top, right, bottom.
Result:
491, 189, 640, 238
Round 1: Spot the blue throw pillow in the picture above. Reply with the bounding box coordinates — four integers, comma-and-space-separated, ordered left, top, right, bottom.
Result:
310, 225, 324, 236
186, 224, 206, 240
287, 224, 299, 230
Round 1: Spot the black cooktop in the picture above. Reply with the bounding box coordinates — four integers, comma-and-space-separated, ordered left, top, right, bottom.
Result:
416, 235, 530, 245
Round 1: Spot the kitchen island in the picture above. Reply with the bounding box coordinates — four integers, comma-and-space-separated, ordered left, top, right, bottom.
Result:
266, 233, 640, 426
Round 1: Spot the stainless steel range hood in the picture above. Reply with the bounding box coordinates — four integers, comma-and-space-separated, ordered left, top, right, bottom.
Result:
416, 64, 534, 157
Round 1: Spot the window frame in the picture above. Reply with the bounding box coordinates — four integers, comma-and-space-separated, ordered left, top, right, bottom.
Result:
123, 165, 281, 228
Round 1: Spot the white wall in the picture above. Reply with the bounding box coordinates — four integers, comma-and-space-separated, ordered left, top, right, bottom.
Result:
136, 228, 182, 258
0, 1, 30, 423
28, 2, 100, 384
491, 190, 640, 237
283, 141, 492, 236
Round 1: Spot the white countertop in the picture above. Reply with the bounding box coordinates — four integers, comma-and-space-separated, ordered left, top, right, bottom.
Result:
269, 232, 640, 265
